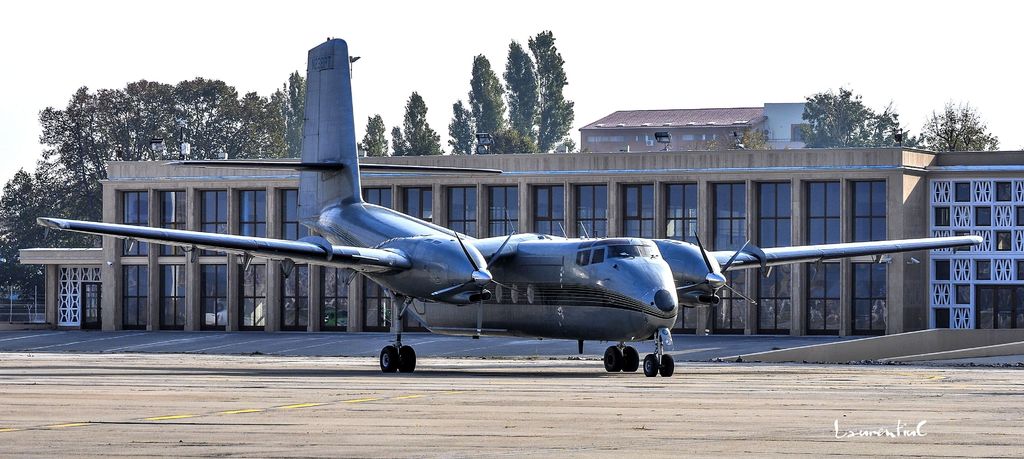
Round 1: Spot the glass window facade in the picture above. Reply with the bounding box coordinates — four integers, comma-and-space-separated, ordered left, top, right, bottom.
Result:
447, 186, 477, 237
200, 264, 227, 330
321, 267, 348, 331
954, 182, 970, 202
713, 183, 746, 250
807, 263, 840, 334
852, 263, 886, 334
488, 186, 518, 236
239, 264, 267, 330
665, 183, 698, 243
976, 286, 1024, 329
239, 190, 267, 237
533, 185, 564, 236
403, 187, 432, 222
159, 191, 186, 255
622, 184, 653, 238
122, 265, 148, 329
280, 189, 308, 240
159, 265, 186, 329
365, 187, 393, 208
122, 191, 149, 256
757, 182, 792, 333
200, 191, 227, 255
807, 182, 840, 244
576, 185, 607, 238
363, 278, 391, 332
281, 265, 309, 330
715, 270, 746, 333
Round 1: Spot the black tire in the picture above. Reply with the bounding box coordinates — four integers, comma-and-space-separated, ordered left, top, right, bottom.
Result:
398, 345, 416, 373
379, 345, 399, 373
603, 346, 623, 372
643, 354, 659, 377
621, 346, 640, 372
659, 354, 675, 377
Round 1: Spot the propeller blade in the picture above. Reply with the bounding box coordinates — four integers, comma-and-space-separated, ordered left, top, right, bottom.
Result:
722, 283, 758, 305
431, 280, 473, 298
451, 229, 480, 271
721, 240, 750, 272
486, 232, 514, 267
491, 279, 520, 293
693, 234, 715, 274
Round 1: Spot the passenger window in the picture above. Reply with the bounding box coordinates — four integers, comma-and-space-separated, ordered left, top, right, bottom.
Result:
591, 248, 605, 264
575, 250, 590, 266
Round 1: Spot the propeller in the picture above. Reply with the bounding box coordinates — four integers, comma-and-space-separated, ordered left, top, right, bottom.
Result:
679, 235, 756, 305
430, 229, 495, 299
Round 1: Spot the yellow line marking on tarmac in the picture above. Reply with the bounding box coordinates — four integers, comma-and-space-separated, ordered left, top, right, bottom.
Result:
46, 422, 90, 428
392, 394, 424, 400
143, 414, 198, 421
341, 397, 380, 403
927, 375, 946, 380
277, 403, 325, 410
0, 428, 22, 433
217, 408, 264, 415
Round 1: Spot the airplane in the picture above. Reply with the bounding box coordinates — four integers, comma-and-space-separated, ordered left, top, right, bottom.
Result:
37, 39, 981, 377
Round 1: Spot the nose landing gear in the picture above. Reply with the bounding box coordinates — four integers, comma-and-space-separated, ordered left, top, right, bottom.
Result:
643, 327, 674, 377
380, 295, 417, 374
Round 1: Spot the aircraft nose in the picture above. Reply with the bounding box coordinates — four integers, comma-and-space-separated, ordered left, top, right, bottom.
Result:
653, 288, 676, 312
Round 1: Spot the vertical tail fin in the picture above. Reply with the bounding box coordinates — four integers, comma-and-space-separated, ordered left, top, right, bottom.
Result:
299, 39, 362, 224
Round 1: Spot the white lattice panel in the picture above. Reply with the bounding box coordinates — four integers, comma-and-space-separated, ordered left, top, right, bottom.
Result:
979, 230, 993, 252
1016, 230, 1024, 252
994, 205, 1013, 227
994, 259, 1013, 281
952, 206, 971, 227
953, 259, 971, 282
952, 307, 971, 329
932, 181, 951, 204
931, 283, 951, 306
58, 266, 100, 327
1016, 181, 1024, 202
973, 180, 992, 202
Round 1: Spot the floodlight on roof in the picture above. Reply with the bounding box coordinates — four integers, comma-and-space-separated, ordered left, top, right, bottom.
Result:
149, 137, 166, 155
655, 132, 671, 143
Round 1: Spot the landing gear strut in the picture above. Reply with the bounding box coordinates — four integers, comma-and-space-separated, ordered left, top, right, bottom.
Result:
604, 343, 640, 373
643, 327, 674, 377
380, 295, 417, 373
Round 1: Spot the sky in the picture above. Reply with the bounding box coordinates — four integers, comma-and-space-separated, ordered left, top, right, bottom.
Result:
1, 0, 1021, 193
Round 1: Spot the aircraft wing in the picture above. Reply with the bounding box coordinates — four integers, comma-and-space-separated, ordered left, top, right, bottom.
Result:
36, 217, 411, 273
711, 235, 982, 271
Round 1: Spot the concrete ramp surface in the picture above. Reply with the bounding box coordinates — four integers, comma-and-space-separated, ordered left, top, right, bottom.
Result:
727, 329, 1024, 363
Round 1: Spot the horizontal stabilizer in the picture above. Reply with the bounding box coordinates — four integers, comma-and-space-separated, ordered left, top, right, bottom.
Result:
170, 160, 501, 174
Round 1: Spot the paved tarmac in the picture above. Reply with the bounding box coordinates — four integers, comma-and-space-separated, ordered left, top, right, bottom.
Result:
0, 352, 1021, 458
0, 330, 850, 361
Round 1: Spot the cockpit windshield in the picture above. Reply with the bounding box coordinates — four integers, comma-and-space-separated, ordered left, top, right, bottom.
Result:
609, 245, 654, 258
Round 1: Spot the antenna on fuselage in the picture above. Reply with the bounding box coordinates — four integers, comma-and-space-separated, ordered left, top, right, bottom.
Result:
557, 222, 567, 238
578, 221, 590, 239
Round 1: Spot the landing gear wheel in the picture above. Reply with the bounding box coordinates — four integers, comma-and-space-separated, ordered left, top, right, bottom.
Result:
398, 345, 417, 373
621, 346, 640, 372
603, 346, 623, 372
379, 345, 400, 373
643, 354, 659, 377
659, 354, 674, 377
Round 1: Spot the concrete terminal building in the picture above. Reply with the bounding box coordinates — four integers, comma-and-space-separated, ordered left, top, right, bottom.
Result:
20, 147, 1024, 336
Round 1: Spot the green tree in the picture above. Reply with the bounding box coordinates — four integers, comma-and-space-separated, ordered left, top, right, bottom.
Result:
468, 55, 506, 135
448, 101, 475, 155
504, 41, 538, 143
390, 126, 408, 156
801, 88, 912, 148
278, 71, 305, 158
360, 115, 388, 157
529, 31, 575, 153
230, 91, 286, 158
920, 102, 999, 151
394, 92, 443, 156
490, 128, 537, 154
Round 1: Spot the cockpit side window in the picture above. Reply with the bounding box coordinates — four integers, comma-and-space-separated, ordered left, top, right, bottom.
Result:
591, 247, 605, 264
575, 250, 591, 266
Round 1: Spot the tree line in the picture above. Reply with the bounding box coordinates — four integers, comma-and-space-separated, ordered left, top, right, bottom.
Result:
359, 30, 576, 156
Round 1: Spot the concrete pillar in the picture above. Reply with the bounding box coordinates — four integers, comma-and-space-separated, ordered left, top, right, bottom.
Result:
745, 180, 756, 335
519, 182, 531, 234
308, 265, 323, 332
839, 178, 851, 337
654, 181, 666, 239
606, 180, 619, 237
45, 264, 57, 328
185, 187, 201, 331
790, 178, 805, 336
265, 187, 281, 332
696, 176, 712, 336
146, 188, 159, 331
475, 185, 485, 238
226, 188, 239, 331
348, 271, 362, 332
102, 185, 120, 331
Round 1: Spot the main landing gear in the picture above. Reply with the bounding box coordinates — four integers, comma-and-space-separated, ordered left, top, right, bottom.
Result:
604, 343, 641, 372
380, 295, 416, 373
642, 327, 674, 378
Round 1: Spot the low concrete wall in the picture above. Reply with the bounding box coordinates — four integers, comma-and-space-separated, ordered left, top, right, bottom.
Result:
882, 341, 1024, 362
0, 323, 53, 331
728, 329, 1024, 363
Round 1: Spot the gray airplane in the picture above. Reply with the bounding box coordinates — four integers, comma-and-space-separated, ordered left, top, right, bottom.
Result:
38, 39, 980, 377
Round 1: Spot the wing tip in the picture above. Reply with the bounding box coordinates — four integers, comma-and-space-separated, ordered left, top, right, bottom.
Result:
36, 217, 65, 229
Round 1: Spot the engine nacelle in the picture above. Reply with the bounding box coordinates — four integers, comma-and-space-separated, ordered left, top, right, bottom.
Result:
679, 291, 720, 307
